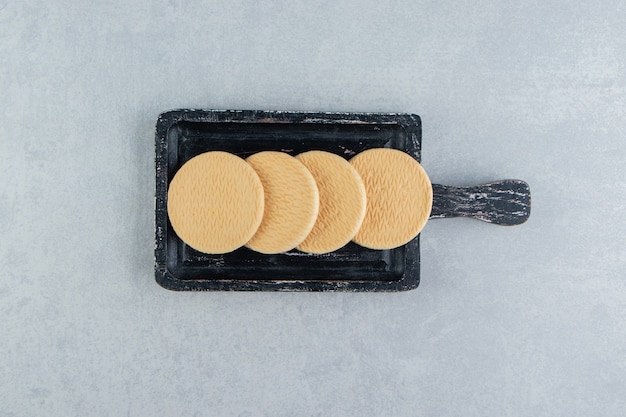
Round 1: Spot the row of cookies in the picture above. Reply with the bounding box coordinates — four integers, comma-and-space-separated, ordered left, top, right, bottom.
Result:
167, 148, 432, 255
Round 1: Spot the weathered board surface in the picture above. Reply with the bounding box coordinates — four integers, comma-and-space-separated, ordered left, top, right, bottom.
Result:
430, 181, 531, 225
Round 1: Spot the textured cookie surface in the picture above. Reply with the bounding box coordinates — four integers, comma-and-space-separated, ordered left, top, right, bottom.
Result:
246, 151, 319, 254
350, 148, 432, 250
167, 151, 264, 254
295, 151, 366, 254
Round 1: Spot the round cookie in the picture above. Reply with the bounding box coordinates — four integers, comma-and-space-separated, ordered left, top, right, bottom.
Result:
350, 148, 432, 250
167, 151, 264, 254
245, 151, 319, 254
295, 151, 366, 254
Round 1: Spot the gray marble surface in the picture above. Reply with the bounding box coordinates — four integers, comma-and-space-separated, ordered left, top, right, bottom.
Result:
1, 1, 625, 416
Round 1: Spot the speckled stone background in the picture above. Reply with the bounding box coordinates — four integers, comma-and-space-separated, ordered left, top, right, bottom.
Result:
1, 1, 625, 416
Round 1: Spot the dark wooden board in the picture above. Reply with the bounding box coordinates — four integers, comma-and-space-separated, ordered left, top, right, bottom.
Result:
155, 110, 422, 291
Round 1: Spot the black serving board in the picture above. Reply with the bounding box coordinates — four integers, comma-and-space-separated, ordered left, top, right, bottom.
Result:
155, 110, 423, 291
154, 110, 531, 292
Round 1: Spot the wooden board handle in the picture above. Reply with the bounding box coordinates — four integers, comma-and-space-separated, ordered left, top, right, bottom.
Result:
430, 180, 531, 225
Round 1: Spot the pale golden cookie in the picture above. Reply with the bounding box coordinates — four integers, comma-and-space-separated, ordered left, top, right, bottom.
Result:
295, 151, 366, 254
350, 148, 432, 250
246, 151, 319, 254
167, 151, 264, 254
